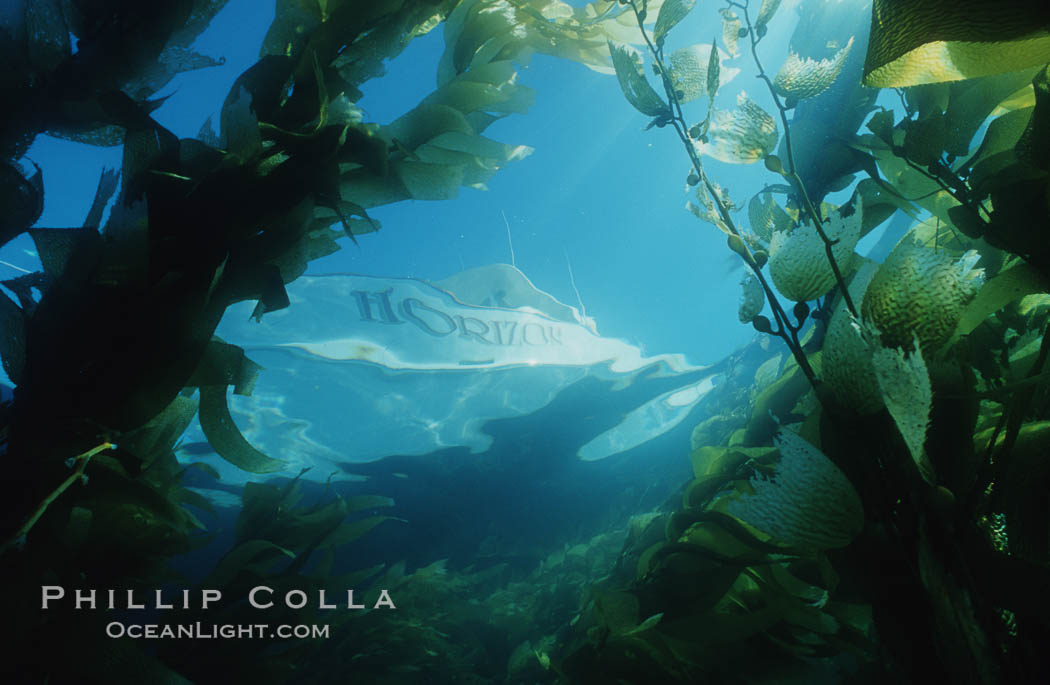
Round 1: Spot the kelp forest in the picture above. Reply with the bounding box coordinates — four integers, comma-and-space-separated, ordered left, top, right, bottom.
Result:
1, 0, 1050, 683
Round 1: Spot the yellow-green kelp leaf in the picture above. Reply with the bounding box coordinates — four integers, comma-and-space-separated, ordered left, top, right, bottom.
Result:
690, 414, 743, 451
738, 273, 765, 323
684, 473, 735, 509
322, 515, 398, 548
774, 37, 854, 100
863, 0, 1050, 87
747, 191, 793, 242
960, 105, 1035, 173
871, 336, 936, 484
700, 92, 778, 164
727, 429, 864, 552
976, 420, 1050, 459
720, 8, 742, 58
425, 130, 532, 163
690, 445, 776, 480
851, 178, 921, 234
756, 0, 782, 28
424, 60, 537, 119
706, 38, 721, 100
334, 2, 644, 214
754, 563, 836, 617
946, 261, 1050, 349
385, 103, 474, 152
1017, 294, 1050, 321
396, 160, 466, 200
862, 237, 984, 353
668, 43, 740, 104
687, 173, 737, 233
743, 572, 840, 639
380, 100, 534, 201
440, 0, 528, 80
625, 612, 664, 637
608, 41, 669, 117
199, 386, 288, 474
655, 604, 793, 668
188, 339, 262, 396
678, 520, 774, 565
743, 356, 820, 446
438, 0, 659, 80
120, 396, 199, 467
538, 0, 658, 73
942, 67, 1041, 158
821, 261, 884, 415
753, 353, 783, 394
768, 201, 862, 302
654, 0, 696, 47
593, 589, 641, 635
413, 131, 533, 188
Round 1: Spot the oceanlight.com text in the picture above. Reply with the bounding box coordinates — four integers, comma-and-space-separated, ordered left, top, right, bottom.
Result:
106, 622, 331, 640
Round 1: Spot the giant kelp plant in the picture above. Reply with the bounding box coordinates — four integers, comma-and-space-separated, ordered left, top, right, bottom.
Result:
1, 0, 1049, 683
551, 0, 1050, 683
0, 0, 682, 682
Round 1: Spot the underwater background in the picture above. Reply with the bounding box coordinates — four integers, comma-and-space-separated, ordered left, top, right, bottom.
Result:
1, 0, 1050, 683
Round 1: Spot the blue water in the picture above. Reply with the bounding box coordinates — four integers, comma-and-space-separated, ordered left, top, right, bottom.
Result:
0, 0, 838, 573
1, 0, 792, 368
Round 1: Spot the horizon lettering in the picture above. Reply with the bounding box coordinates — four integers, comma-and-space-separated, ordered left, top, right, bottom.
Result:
351, 289, 564, 347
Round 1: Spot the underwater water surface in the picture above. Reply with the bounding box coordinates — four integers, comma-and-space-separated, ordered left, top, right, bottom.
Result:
2, 0, 1050, 683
